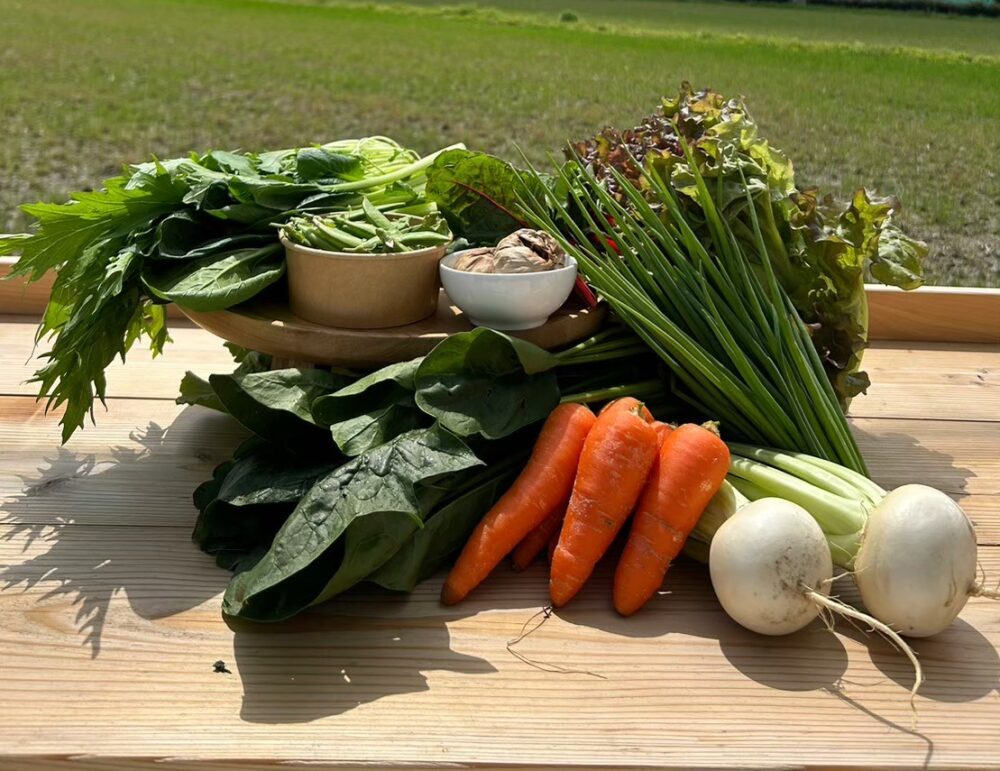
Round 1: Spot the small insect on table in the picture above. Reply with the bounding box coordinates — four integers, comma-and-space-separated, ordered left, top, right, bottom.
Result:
1, 263, 999, 770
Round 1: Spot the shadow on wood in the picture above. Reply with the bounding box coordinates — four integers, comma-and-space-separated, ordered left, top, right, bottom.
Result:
228, 600, 499, 723
0, 409, 242, 656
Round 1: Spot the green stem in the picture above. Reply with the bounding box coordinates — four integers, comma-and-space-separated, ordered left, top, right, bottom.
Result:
325, 144, 464, 193
559, 379, 663, 406
728, 456, 867, 536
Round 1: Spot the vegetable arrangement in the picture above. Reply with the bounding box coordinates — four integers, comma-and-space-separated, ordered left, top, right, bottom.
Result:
6, 82, 993, 701
0, 135, 459, 441
181, 328, 656, 621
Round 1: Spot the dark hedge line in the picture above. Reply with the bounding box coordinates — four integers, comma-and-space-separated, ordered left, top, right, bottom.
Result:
735, 0, 998, 16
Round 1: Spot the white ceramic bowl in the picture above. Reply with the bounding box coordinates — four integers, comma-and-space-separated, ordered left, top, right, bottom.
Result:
440, 251, 578, 331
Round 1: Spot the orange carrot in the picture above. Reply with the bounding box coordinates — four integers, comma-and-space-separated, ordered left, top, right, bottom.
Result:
513, 419, 666, 572
512, 503, 567, 571
547, 531, 558, 564
441, 403, 597, 605
651, 420, 673, 446
600, 396, 653, 423
613, 423, 730, 616
549, 403, 660, 607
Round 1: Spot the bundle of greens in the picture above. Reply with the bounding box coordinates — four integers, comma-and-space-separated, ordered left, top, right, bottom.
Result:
515, 140, 869, 474
568, 84, 927, 405
281, 198, 451, 253
183, 327, 657, 621
0, 136, 460, 442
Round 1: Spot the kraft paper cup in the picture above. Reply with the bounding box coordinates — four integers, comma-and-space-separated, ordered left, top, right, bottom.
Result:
282, 236, 447, 329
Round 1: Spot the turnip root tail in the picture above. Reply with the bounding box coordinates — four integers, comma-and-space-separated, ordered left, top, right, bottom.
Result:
805, 588, 924, 715
970, 582, 1000, 600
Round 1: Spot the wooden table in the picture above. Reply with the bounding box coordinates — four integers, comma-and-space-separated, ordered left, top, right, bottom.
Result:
1, 288, 999, 769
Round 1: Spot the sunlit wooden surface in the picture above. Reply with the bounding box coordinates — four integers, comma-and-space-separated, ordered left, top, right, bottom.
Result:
1, 312, 998, 770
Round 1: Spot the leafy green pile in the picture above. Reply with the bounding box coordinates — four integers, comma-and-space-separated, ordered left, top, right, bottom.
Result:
568, 83, 927, 405
0, 137, 459, 441
184, 327, 657, 621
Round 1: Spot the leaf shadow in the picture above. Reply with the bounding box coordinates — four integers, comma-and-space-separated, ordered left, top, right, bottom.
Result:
0, 407, 242, 658
852, 425, 975, 497
228, 588, 509, 724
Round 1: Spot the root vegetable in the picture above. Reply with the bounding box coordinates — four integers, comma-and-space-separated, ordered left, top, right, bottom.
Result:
709, 498, 832, 636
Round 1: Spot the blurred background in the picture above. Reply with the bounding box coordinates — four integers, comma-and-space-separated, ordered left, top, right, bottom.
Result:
1, 0, 997, 286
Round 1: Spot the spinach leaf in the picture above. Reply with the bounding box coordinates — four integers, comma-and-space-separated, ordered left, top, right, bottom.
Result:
414, 328, 560, 439
425, 148, 544, 244
176, 371, 226, 413
313, 358, 426, 456
154, 210, 272, 260
295, 147, 361, 182
209, 367, 349, 446
141, 244, 285, 311
192, 458, 294, 574
368, 461, 520, 592
217, 445, 339, 507
222, 425, 482, 621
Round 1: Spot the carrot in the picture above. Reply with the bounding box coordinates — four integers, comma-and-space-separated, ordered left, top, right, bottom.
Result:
511, 503, 567, 571
613, 423, 730, 616
547, 531, 558, 564
549, 403, 660, 607
599, 396, 653, 423
441, 403, 597, 605
651, 420, 673, 446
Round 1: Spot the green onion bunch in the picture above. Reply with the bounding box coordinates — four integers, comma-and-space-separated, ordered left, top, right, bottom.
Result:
516, 143, 868, 475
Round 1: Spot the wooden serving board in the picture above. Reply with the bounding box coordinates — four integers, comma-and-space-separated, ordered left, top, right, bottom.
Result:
179, 291, 607, 367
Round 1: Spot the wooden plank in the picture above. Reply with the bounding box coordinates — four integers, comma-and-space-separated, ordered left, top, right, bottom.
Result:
0, 317, 233, 400
853, 341, 1000, 422
3, 317, 999, 423
0, 258, 184, 318
867, 285, 1000, 345
1, 520, 999, 769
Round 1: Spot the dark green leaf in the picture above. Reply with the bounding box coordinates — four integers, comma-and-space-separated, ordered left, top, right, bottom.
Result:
414, 328, 560, 439
222, 425, 482, 621
141, 244, 284, 311
217, 445, 339, 507
295, 147, 361, 182
208, 367, 349, 446
192, 459, 295, 574
176, 371, 226, 413
312, 359, 425, 455
368, 462, 519, 592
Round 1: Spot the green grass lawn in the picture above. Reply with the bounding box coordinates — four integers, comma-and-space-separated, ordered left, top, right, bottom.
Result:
2, 0, 998, 285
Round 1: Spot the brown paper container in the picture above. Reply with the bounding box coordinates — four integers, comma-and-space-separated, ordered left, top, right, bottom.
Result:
282, 236, 447, 329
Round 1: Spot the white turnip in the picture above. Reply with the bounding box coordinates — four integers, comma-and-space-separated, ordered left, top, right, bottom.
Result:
709, 498, 832, 636
855, 484, 978, 638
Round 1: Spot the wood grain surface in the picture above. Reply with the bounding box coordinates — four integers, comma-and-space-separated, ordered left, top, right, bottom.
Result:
1, 318, 999, 769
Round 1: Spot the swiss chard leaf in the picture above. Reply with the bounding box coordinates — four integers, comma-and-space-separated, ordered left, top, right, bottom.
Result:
414, 328, 560, 439
426, 148, 542, 244
208, 367, 349, 447
222, 425, 482, 621
141, 244, 285, 311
